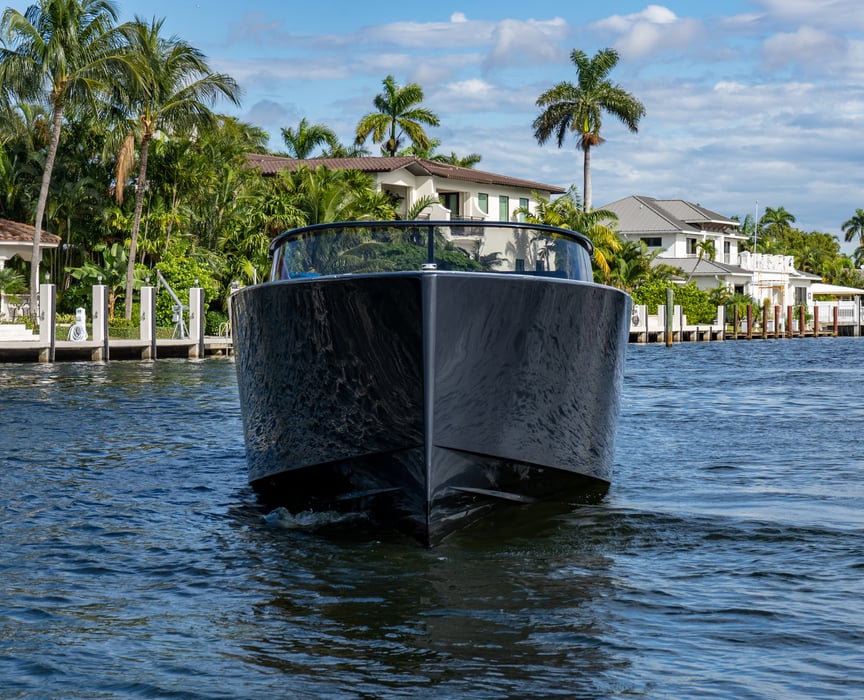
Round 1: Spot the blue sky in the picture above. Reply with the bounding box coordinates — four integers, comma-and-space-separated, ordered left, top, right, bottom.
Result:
6, 0, 864, 243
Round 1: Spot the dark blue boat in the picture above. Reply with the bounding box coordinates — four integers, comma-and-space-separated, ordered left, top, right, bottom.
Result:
231, 220, 631, 544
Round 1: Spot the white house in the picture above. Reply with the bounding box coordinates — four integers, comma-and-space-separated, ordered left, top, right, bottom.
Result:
600, 195, 820, 307
247, 154, 574, 274
246, 154, 566, 222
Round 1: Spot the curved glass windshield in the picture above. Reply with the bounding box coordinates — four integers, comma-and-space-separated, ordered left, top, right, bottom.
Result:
269, 221, 594, 282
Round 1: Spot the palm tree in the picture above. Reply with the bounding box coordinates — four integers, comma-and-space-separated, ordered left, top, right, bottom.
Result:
686, 238, 716, 281
281, 117, 339, 159
841, 208, 864, 248
760, 206, 796, 235
355, 75, 440, 157
111, 16, 240, 318
518, 189, 621, 280
533, 48, 645, 211
399, 138, 482, 168
0, 0, 123, 313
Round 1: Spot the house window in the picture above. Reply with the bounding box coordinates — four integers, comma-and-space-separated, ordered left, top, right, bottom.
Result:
518, 197, 529, 222
724, 241, 731, 264
795, 287, 807, 305
687, 238, 697, 255
734, 285, 745, 295
478, 193, 488, 214
640, 237, 662, 248
499, 195, 510, 221
440, 192, 459, 216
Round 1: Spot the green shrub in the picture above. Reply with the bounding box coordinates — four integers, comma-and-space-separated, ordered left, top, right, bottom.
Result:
57, 282, 92, 314
108, 317, 138, 339
633, 280, 718, 324
205, 310, 228, 335
153, 255, 219, 328
674, 283, 717, 324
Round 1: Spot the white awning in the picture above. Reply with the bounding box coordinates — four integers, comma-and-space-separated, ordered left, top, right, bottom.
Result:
811, 283, 864, 296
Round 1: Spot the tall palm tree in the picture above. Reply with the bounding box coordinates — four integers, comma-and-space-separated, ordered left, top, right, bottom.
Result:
0, 0, 123, 312
355, 75, 440, 157
533, 48, 645, 211
841, 208, 864, 248
111, 16, 240, 318
281, 117, 339, 159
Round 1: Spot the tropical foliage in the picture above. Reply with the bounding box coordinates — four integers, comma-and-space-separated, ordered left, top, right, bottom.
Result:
533, 48, 645, 211
0, 0, 125, 304
355, 75, 440, 157
2, 11, 863, 333
109, 16, 240, 318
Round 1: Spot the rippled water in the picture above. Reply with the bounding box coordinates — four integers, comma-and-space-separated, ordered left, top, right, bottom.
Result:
1, 340, 863, 699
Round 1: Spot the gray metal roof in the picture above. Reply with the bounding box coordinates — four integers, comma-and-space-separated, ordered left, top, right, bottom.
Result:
661, 257, 752, 278
600, 195, 740, 235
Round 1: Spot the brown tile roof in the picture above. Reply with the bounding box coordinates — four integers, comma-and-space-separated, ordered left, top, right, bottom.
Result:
245, 153, 566, 194
0, 219, 62, 245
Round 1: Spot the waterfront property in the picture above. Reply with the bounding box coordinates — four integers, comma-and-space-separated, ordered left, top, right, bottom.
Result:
630, 296, 864, 344
0, 282, 230, 363
600, 195, 825, 310
246, 154, 565, 224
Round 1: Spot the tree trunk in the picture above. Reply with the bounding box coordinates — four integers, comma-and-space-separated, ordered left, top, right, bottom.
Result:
583, 145, 592, 212
30, 104, 65, 322
124, 133, 152, 319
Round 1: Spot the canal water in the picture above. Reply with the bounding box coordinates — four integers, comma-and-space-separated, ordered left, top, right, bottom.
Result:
1, 339, 862, 698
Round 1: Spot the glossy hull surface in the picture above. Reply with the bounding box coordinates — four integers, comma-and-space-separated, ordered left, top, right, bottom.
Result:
232, 272, 630, 544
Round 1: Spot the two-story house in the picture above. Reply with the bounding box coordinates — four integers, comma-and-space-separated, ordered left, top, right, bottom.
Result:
246, 153, 570, 274
246, 154, 565, 222
600, 195, 819, 308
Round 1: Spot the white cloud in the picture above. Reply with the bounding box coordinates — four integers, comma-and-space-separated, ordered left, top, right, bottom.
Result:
750, 0, 864, 31
591, 5, 703, 59
761, 26, 846, 71
357, 16, 495, 49
484, 18, 570, 68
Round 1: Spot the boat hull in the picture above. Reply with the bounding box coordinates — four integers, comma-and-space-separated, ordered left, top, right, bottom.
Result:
232, 272, 630, 544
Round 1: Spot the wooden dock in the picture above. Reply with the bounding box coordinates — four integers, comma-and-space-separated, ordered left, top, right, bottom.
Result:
0, 336, 233, 362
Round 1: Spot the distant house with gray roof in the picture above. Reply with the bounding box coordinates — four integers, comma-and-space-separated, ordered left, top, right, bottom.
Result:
599, 195, 820, 308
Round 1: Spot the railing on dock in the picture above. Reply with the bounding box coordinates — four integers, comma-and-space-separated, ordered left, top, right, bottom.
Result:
630, 300, 864, 344
0, 283, 229, 363
629, 304, 726, 344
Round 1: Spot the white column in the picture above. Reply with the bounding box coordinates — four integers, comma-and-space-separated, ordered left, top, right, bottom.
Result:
139, 285, 157, 359
38, 283, 56, 362
188, 286, 205, 358
92, 284, 109, 360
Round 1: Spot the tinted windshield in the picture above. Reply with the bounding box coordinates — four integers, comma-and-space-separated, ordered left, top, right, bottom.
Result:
270, 221, 594, 282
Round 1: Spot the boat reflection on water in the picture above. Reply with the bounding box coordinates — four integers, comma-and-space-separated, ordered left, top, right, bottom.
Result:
232, 220, 631, 545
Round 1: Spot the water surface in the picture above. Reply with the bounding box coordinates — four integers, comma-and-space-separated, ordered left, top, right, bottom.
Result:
1, 340, 862, 698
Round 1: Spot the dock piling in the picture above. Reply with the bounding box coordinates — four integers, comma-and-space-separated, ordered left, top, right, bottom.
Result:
38, 284, 56, 363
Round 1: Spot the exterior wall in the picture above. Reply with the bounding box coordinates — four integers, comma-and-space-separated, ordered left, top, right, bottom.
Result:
739, 251, 796, 308
373, 172, 541, 222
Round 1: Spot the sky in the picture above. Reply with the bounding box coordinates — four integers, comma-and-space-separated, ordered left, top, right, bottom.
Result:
5, 0, 864, 244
